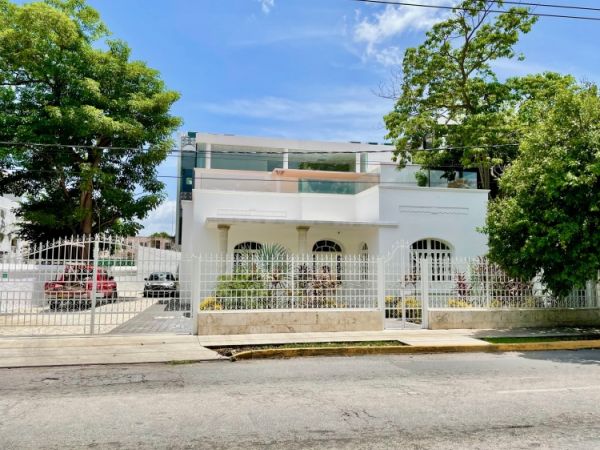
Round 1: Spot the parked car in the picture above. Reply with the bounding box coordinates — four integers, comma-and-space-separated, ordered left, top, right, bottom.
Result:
44, 265, 118, 309
143, 272, 179, 299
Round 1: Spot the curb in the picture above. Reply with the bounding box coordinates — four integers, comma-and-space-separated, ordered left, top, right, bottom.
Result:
231, 339, 600, 361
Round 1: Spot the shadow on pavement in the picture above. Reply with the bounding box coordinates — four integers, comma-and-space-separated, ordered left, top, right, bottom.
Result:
472, 327, 600, 339
517, 349, 600, 366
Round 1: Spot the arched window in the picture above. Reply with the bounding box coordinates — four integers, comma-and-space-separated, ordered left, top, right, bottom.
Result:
410, 239, 452, 281
233, 241, 262, 263
312, 240, 342, 253
312, 240, 343, 280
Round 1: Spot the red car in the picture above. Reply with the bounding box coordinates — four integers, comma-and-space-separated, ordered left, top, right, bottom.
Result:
44, 265, 118, 309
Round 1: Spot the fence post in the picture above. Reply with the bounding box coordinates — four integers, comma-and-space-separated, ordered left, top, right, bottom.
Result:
191, 255, 200, 335
420, 258, 429, 329
377, 256, 385, 325
290, 254, 295, 309
89, 237, 99, 335
485, 260, 491, 308
597, 274, 600, 308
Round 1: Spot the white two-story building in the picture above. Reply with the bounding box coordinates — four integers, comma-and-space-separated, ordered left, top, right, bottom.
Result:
176, 132, 488, 261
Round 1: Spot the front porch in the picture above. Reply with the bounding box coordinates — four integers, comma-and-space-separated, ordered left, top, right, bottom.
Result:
205, 217, 397, 256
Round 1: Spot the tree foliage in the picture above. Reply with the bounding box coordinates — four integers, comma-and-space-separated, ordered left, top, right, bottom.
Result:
485, 85, 600, 296
0, 0, 181, 243
384, 0, 537, 190
150, 231, 173, 239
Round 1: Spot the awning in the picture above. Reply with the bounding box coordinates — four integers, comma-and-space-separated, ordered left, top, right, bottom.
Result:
205, 217, 397, 228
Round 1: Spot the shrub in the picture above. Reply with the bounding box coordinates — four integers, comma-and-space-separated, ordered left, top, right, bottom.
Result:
448, 298, 472, 308
296, 297, 345, 309
199, 297, 222, 311
397, 297, 421, 320
215, 271, 271, 309
490, 296, 543, 309
385, 296, 401, 318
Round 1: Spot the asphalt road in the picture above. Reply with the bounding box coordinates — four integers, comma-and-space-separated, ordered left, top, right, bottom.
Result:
0, 351, 599, 449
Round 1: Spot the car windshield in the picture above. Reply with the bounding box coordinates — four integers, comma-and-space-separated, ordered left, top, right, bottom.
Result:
149, 273, 174, 281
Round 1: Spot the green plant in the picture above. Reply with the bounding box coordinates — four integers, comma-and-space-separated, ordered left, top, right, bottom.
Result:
414, 170, 428, 187
490, 296, 543, 309
215, 270, 270, 310
295, 296, 343, 309
199, 297, 222, 311
448, 298, 472, 308
404, 297, 421, 321
385, 296, 401, 318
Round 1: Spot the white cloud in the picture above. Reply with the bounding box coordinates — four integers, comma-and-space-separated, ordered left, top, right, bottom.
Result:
234, 27, 344, 47
259, 0, 275, 14
201, 96, 386, 123
195, 88, 393, 142
140, 200, 176, 237
354, 1, 451, 65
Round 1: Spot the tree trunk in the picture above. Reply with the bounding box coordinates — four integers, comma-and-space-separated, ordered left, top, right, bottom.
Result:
479, 164, 491, 191
80, 149, 100, 259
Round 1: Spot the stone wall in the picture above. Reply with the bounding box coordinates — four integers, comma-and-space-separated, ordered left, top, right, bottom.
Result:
197, 309, 383, 335
428, 308, 600, 329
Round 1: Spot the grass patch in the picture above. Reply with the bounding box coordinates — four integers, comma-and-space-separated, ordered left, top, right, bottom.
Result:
210, 340, 405, 357
483, 335, 600, 344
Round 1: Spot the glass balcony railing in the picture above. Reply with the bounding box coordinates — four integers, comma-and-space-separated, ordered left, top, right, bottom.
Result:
378, 165, 479, 189
298, 179, 376, 195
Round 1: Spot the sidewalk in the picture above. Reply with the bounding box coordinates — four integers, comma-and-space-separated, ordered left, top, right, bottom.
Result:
1, 327, 598, 368
0, 334, 225, 368
197, 329, 492, 347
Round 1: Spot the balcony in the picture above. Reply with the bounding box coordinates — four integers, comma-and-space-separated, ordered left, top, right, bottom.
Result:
194, 168, 379, 195
378, 164, 479, 189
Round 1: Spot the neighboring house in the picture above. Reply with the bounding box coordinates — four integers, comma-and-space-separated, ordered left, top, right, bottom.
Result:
127, 236, 176, 251
0, 195, 24, 258
177, 132, 488, 262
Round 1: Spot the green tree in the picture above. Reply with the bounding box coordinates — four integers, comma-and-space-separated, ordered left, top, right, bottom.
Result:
384, 0, 537, 190
0, 0, 181, 243
485, 84, 600, 296
150, 231, 173, 239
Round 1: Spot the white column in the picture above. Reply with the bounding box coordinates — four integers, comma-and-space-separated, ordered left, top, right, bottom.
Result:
355, 152, 361, 173
377, 256, 385, 327
585, 280, 596, 307
283, 149, 289, 169
217, 224, 230, 255
296, 226, 309, 255
420, 259, 430, 329
205, 143, 212, 169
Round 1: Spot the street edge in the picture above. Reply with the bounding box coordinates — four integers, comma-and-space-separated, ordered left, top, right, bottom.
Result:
231, 339, 600, 361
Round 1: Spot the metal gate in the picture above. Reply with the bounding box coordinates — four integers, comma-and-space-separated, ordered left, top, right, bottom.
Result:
0, 235, 193, 336
383, 244, 426, 329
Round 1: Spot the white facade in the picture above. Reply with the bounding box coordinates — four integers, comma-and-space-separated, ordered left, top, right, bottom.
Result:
179, 133, 489, 259
0, 195, 23, 257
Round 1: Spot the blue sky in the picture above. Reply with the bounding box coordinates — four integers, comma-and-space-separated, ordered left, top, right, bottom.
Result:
82, 0, 600, 235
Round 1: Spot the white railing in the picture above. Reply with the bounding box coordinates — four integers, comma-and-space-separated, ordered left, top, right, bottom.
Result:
1, 235, 599, 337
0, 235, 193, 336
426, 257, 598, 309
195, 253, 378, 311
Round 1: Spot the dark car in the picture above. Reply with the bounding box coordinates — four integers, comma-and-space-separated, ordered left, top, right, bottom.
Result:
143, 272, 178, 299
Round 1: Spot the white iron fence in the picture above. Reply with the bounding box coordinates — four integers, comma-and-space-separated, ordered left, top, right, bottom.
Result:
0, 235, 192, 336
1, 236, 599, 336
195, 253, 379, 311
426, 257, 599, 310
